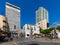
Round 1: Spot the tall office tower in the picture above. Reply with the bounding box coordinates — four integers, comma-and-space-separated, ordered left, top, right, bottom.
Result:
36, 7, 49, 29
6, 2, 20, 36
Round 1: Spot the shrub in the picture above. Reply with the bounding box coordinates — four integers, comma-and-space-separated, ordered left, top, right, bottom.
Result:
40, 28, 54, 34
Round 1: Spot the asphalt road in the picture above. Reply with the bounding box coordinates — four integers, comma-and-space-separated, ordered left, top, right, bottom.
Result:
1, 38, 60, 45
0, 39, 17, 45
17, 38, 60, 45
18, 41, 60, 45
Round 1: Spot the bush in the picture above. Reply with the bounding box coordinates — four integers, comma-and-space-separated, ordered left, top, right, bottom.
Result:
41, 30, 50, 34
40, 28, 54, 34
56, 26, 60, 30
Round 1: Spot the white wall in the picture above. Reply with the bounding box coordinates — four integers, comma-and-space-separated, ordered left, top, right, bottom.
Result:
6, 4, 20, 33
23, 24, 40, 38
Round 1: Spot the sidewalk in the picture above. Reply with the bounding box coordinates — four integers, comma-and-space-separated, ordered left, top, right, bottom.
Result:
0, 41, 17, 45
35, 37, 60, 43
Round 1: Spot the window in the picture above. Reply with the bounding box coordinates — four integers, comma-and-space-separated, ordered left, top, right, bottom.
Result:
3, 20, 7, 23
27, 25, 29, 29
38, 23, 40, 25
14, 25, 16, 29
3, 26, 6, 28
27, 27, 29, 29
27, 34, 29, 36
30, 27, 33, 30
3, 26, 7, 30
37, 18, 39, 22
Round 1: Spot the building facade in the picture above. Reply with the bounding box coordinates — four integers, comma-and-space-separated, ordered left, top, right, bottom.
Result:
6, 2, 20, 36
0, 15, 9, 32
23, 24, 40, 38
36, 19, 48, 30
36, 7, 49, 30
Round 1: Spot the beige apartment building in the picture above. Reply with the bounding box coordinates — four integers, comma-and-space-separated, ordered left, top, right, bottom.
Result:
36, 7, 49, 30
36, 19, 48, 30
0, 15, 9, 32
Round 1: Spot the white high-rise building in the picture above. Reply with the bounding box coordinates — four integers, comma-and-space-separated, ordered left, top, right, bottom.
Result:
6, 2, 20, 36
36, 7, 49, 29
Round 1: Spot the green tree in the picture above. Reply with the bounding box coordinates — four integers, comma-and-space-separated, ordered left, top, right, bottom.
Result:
56, 26, 60, 31
41, 29, 50, 34
40, 28, 54, 34
39, 27, 43, 33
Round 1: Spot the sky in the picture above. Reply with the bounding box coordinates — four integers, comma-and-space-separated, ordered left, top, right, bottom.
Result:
0, 0, 60, 28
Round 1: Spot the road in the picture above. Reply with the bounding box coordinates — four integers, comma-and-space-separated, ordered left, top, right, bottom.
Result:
18, 41, 60, 45
0, 39, 17, 45
17, 38, 60, 45
1, 38, 60, 45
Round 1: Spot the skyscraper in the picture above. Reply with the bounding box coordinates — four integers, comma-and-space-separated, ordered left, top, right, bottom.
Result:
6, 2, 20, 36
36, 7, 49, 29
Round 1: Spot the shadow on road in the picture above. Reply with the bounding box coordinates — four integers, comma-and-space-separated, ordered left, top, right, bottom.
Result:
0, 39, 8, 43
28, 43, 39, 45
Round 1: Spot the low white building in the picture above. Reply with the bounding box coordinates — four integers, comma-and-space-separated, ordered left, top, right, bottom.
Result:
23, 24, 40, 38
56, 30, 60, 38
51, 29, 60, 38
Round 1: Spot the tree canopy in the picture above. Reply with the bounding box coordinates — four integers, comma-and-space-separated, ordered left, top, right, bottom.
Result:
56, 26, 60, 30
39, 27, 54, 34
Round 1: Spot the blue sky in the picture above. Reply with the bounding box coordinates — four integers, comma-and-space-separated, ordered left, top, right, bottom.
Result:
0, 0, 60, 28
